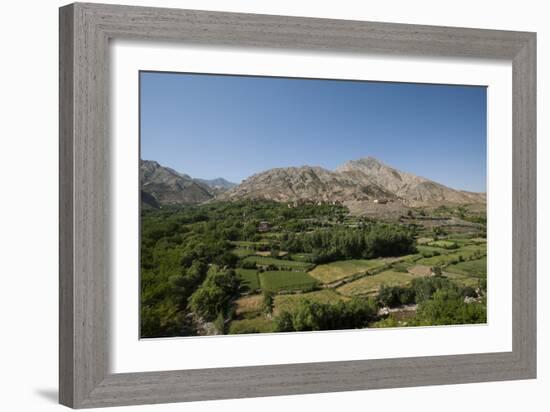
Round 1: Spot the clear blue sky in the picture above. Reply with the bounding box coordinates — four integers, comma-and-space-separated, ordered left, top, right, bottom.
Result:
140, 72, 487, 192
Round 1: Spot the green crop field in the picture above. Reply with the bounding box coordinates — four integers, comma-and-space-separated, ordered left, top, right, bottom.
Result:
417, 245, 454, 256
273, 289, 348, 315
236, 268, 260, 291
230, 240, 269, 248
309, 258, 391, 284
417, 246, 485, 266
416, 237, 434, 245
228, 317, 274, 334
289, 253, 314, 262
427, 240, 459, 249
444, 272, 482, 288
243, 256, 313, 270
232, 248, 255, 257
259, 270, 319, 292
337, 270, 414, 296
446, 257, 487, 278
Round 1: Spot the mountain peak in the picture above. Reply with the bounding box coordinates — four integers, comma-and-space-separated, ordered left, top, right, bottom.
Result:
338, 156, 385, 170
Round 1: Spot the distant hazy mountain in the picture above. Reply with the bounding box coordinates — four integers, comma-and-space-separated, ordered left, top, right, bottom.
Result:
218, 156, 485, 206
195, 177, 237, 190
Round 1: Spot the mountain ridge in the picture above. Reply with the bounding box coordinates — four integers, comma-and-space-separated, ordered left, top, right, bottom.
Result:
141, 157, 485, 208
219, 156, 485, 206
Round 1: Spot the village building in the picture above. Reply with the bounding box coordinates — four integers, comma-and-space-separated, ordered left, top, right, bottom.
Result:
258, 221, 271, 232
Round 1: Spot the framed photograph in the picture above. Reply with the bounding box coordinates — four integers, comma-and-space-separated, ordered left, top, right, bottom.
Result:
59, 2, 536, 408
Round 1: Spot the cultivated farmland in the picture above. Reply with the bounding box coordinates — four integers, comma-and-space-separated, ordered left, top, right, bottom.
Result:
309, 258, 392, 284
259, 270, 319, 293
141, 199, 487, 337
337, 270, 415, 297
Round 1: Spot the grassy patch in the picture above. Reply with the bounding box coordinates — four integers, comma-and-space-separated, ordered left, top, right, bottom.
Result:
228, 317, 274, 334
232, 248, 255, 257
255, 250, 288, 257
337, 271, 414, 297
446, 257, 487, 278
309, 259, 391, 284
444, 272, 482, 288
234, 294, 263, 317
243, 256, 313, 271
259, 271, 319, 292
417, 245, 453, 256
427, 240, 459, 249
289, 253, 314, 262
416, 237, 434, 245
417, 246, 485, 267
236, 268, 260, 291
230, 240, 269, 249
273, 289, 348, 315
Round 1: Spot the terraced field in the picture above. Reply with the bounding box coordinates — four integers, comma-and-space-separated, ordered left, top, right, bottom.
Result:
416, 246, 485, 266
446, 256, 487, 278
236, 268, 260, 291
232, 248, 255, 257
228, 317, 274, 334
234, 294, 263, 317
444, 272, 482, 288
337, 270, 414, 297
289, 253, 315, 262
243, 256, 314, 271
259, 270, 319, 292
427, 240, 459, 249
308, 258, 395, 284
273, 289, 349, 315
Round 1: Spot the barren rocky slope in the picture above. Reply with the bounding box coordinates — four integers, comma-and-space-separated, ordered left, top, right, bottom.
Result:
219, 157, 485, 206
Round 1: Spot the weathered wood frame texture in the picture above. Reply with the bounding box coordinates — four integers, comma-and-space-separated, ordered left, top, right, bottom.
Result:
59, 2, 536, 409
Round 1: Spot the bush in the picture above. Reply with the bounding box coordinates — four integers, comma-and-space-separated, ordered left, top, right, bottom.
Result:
410, 276, 458, 303
378, 285, 416, 308
415, 290, 486, 325
462, 286, 477, 298
273, 297, 378, 332
238, 259, 257, 270
188, 267, 240, 321
263, 291, 274, 314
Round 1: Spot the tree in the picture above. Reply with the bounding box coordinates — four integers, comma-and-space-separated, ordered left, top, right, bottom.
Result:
273, 297, 377, 332
188, 267, 240, 321
216, 251, 238, 268
270, 245, 280, 258
415, 289, 486, 325
263, 291, 275, 315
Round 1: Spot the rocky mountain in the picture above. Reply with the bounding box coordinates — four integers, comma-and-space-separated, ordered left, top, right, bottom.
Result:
218, 166, 396, 203
218, 157, 485, 207
336, 157, 486, 206
195, 177, 237, 190
140, 160, 214, 205
141, 157, 485, 208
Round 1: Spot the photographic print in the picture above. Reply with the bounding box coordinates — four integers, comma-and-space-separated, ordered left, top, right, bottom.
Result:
139, 72, 487, 338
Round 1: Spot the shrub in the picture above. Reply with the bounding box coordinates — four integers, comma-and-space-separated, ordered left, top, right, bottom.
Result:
273, 297, 377, 332
415, 290, 486, 325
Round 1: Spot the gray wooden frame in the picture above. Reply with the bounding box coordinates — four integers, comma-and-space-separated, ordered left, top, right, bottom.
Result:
59, 2, 536, 409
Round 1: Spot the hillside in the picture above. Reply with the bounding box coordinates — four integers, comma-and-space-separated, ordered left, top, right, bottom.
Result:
141, 157, 485, 208
217, 165, 396, 203
140, 160, 214, 205
336, 157, 486, 206
219, 156, 485, 206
